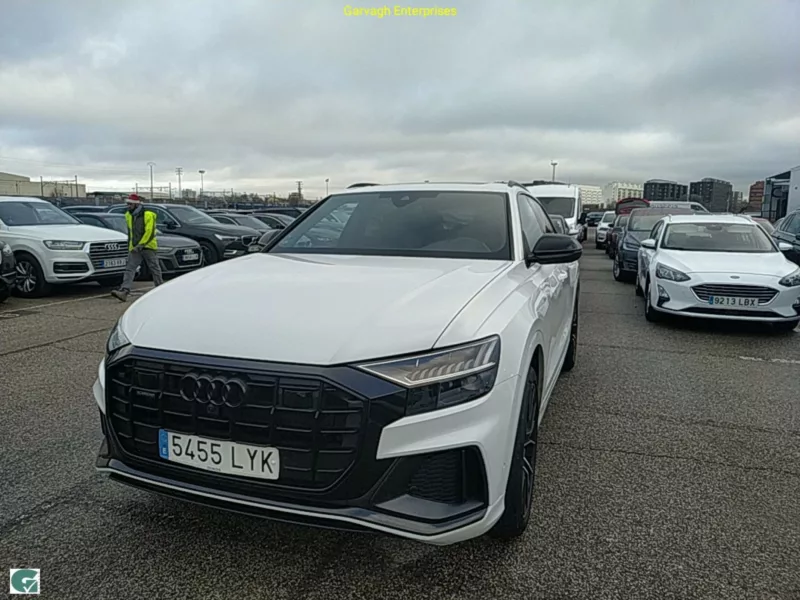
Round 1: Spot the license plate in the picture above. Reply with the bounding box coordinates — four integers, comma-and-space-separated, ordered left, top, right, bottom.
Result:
708, 296, 757, 307
182, 251, 199, 261
102, 258, 126, 268
248, 244, 263, 253
158, 430, 280, 480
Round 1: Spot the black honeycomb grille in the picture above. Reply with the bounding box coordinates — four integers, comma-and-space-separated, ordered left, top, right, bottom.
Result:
106, 357, 366, 490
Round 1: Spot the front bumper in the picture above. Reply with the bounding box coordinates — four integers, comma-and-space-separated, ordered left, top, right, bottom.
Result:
650, 275, 800, 322
596, 228, 609, 242
155, 247, 204, 275
223, 236, 259, 259
39, 243, 128, 284
93, 347, 518, 545
618, 248, 639, 273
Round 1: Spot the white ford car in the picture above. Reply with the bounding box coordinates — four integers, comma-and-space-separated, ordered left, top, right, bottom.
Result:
595, 210, 616, 249
0, 196, 128, 297
94, 181, 582, 545
637, 214, 800, 332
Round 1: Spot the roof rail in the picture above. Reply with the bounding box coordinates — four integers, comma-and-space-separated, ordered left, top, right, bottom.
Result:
494, 180, 527, 188
346, 182, 380, 189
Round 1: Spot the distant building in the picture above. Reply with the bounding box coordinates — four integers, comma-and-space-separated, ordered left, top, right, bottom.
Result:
689, 177, 733, 212
747, 180, 765, 213
577, 185, 603, 207
0, 171, 86, 198
762, 166, 800, 221
602, 182, 644, 206
732, 191, 743, 211
643, 179, 687, 202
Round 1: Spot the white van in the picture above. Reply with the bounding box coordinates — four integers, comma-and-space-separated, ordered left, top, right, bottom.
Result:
649, 201, 709, 213
526, 184, 585, 241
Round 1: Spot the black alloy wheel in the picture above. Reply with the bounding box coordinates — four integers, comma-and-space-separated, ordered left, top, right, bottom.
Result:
490, 365, 540, 540
200, 241, 219, 265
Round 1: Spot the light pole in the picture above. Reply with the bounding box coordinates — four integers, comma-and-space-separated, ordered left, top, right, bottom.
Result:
199, 169, 206, 208
550, 160, 558, 182
325, 178, 329, 196
175, 167, 183, 203
147, 162, 156, 199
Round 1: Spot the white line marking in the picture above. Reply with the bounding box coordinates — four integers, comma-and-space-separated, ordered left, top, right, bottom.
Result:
739, 355, 800, 366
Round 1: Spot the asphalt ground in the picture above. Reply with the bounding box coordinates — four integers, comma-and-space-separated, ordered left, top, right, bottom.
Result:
1, 238, 799, 600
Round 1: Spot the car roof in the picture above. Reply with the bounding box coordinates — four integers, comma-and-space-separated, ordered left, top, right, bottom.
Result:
0, 195, 49, 203
73, 212, 120, 217
662, 214, 756, 225
334, 182, 518, 195
629, 207, 694, 217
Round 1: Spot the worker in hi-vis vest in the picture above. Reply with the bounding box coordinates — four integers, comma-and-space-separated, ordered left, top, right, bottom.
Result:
111, 194, 163, 302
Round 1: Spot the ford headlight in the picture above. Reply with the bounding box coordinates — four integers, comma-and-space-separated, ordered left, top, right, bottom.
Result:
656, 263, 690, 282
358, 336, 500, 416
44, 240, 85, 250
779, 268, 800, 287
107, 321, 131, 354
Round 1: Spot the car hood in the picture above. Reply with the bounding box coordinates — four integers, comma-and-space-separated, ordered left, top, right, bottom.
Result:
120, 254, 510, 364
8, 224, 127, 242
157, 234, 200, 249
200, 223, 261, 237
660, 250, 797, 277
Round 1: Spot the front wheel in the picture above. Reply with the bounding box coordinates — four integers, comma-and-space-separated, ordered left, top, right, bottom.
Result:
644, 281, 662, 322
490, 365, 539, 540
13, 253, 52, 298
773, 319, 799, 333
200, 241, 219, 265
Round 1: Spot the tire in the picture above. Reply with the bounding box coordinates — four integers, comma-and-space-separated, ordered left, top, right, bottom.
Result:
773, 319, 799, 333
13, 253, 52, 298
635, 275, 644, 296
644, 280, 662, 322
490, 365, 540, 541
562, 293, 579, 372
200, 241, 219, 265
97, 275, 124, 288
612, 256, 625, 282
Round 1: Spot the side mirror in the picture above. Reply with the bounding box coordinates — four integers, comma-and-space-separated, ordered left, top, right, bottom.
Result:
526, 233, 582, 266
640, 239, 657, 249
778, 242, 793, 252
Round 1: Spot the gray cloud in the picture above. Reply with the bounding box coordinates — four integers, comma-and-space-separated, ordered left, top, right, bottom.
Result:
0, 0, 798, 197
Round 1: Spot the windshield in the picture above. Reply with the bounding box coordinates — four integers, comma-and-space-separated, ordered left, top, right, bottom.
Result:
601, 212, 615, 223
271, 190, 511, 260
103, 215, 128, 234
167, 205, 220, 225
535, 196, 576, 218
662, 223, 777, 253
0, 201, 79, 226
231, 215, 269, 229
629, 214, 667, 231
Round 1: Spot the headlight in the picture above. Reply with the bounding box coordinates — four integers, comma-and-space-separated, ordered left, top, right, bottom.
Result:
1, 243, 11, 256
107, 321, 131, 354
214, 234, 239, 242
358, 336, 500, 416
779, 268, 800, 287
44, 240, 85, 250
655, 263, 690, 282
622, 238, 639, 251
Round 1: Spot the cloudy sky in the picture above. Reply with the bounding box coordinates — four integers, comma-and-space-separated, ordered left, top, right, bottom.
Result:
1, 0, 798, 198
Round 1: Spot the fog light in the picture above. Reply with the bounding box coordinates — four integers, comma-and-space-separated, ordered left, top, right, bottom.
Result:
657, 285, 670, 307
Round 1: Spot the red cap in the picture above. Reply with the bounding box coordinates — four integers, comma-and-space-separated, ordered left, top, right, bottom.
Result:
127, 194, 143, 203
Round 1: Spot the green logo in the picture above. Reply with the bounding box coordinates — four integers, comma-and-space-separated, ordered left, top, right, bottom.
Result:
10, 569, 40, 594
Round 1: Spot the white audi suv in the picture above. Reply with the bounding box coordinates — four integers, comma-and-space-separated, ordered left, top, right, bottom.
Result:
637, 214, 800, 331
94, 181, 582, 545
0, 196, 128, 297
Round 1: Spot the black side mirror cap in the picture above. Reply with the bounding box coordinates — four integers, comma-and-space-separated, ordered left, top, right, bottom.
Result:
526, 233, 583, 266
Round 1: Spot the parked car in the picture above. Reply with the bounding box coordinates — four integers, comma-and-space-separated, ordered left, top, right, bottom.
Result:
527, 183, 586, 242
0, 240, 16, 303
209, 212, 275, 235
595, 211, 616, 249
586, 212, 604, 227
257, 206, 307, 218
636, 214, 800, 332
0, 196, 129, 297
62, 205, 114, 215
607, 214, 629, 259
106, 203, 260, 264
771, 209, 800, 266
749, 216, 775, 235
72, 212, 204, 279
613, 207, 694, 283
250, 212, 295, 230
95, 181, 582, 545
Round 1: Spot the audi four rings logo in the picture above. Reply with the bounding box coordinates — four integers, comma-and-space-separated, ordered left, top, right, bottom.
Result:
105, 243, 122, 251
179, 373, 248, 407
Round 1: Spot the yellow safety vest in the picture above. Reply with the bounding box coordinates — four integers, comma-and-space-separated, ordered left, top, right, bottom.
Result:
125, 209, 159, 251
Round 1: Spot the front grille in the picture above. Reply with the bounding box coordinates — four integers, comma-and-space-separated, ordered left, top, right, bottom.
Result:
89, 242, 128, 270
692, 284, 778, 305
106, 357, 366, 490
241, 235, 257, 246
681, 307, 779, 318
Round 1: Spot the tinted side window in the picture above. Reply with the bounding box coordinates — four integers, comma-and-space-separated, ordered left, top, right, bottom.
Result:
81, 216, 102, 227
784, 215, 800, 235
526, 196, 556, 234
152, 208, 174, 226
516, 194, 545, 254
